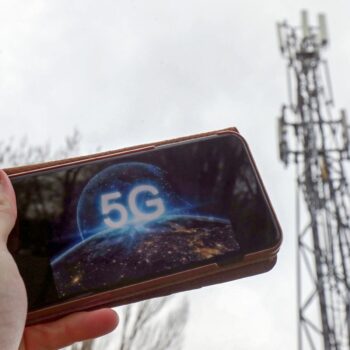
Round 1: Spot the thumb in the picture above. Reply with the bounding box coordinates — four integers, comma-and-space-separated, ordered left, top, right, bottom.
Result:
0, 170, 17, 247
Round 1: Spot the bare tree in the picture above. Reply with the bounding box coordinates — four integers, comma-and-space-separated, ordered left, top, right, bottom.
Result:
0, 130, 80, 168
70, 340, 95, 350
0, 134, 189, 350
66, 295, 189, 350
116, 296, 188, 350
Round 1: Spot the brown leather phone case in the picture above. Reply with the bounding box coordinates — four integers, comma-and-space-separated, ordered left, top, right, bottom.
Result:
5, 127, 282, 326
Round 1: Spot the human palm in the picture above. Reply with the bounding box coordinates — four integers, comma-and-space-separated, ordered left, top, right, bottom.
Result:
0, 170, 118, 350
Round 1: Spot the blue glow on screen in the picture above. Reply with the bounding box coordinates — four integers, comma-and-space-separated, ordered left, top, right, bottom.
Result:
50, 160, 240, 298
76, 162, 188, 241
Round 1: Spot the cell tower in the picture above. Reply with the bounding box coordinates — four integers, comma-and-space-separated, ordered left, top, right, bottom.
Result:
277, 11, 350, 350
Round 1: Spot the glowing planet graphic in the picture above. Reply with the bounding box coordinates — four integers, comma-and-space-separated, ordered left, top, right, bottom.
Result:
51, 161, 239, 298
52, 214, 239, 298
76, 162, 174, 240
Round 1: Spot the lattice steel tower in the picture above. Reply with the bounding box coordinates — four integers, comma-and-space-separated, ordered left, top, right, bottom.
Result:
277, 11, 350, 350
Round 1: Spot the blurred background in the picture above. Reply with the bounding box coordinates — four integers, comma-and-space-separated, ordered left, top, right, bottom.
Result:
1, 1, 350, 349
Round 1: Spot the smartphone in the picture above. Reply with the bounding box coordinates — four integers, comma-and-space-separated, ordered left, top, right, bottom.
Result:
6, 127, 282, 326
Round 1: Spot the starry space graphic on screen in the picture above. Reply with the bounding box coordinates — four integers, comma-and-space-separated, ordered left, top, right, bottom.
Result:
51, 162, 239, 298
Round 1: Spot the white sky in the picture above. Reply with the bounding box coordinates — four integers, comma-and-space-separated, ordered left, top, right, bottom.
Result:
1, 1, 350, 349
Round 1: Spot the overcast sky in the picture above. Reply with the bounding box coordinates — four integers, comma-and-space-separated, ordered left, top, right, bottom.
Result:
1, 1, 350, 349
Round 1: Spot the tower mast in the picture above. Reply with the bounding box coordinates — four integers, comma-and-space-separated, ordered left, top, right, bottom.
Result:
277, 11, 350, 349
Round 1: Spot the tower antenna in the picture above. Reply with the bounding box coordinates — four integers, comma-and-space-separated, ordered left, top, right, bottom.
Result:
277, 11, 350, 349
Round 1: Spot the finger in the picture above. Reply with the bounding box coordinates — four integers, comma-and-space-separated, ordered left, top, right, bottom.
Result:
0, 173, 26, 350
23, 308, 119, 350
0, 169, 17, 247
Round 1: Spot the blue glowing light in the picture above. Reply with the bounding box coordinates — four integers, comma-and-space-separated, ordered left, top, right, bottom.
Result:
77, 162, 178, 240
100, 183, 166, 229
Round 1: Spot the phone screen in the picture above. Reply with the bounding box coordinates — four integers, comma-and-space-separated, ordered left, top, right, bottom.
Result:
9, 134, 279, 311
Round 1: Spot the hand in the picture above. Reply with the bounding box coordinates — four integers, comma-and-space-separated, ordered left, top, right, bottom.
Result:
0, 170, 119, 350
